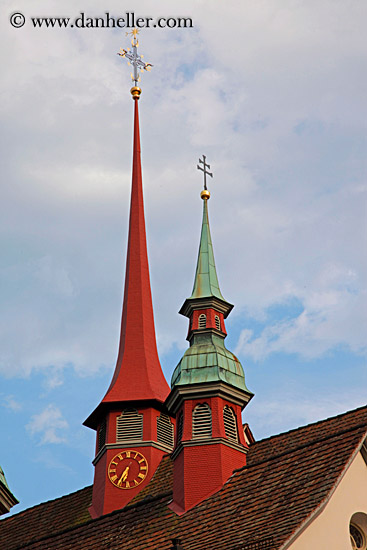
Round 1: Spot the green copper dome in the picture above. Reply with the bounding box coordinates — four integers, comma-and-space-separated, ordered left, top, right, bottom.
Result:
171, 333, 251, 393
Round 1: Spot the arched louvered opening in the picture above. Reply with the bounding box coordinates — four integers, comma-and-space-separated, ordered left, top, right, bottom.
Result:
176, 412, 184, 446
215, 315, 221, 330
98, 419, 106, 451
350, 524, 366, 550
157, 413, 174, 449
350, 513, 367, 550
223, 406, 238, 443
192, 403, 212, 439
198, 314, 207, 329
116, 409, 143, 442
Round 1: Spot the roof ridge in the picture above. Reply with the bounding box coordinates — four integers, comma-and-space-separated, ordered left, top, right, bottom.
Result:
0, 485, 92, 523
236, 419, 367, 474
254, 403, 367, 445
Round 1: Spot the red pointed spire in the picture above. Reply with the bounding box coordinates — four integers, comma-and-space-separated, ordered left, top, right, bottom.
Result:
84, 95, 169, 429
104, 97, 170, 404
85, 87, 174, 518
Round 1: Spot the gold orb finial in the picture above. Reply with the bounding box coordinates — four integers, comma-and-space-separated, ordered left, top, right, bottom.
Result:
200, 189, 210, 200
130, 86, 142, 100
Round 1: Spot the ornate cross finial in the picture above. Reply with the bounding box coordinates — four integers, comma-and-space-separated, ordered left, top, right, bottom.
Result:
197, 155, 213, 191
117, 28, 153, 90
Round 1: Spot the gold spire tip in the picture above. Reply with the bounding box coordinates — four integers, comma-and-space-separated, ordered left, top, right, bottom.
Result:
200, 190, 210, 200
130, 86, 142, 100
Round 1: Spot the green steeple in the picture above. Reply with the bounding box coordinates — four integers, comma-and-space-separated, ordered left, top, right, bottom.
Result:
171, 191, 253, 401
190, 196, 225, 301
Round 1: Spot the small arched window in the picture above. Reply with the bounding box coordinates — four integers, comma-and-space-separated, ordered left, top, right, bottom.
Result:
157, 413, 174, 449
198, 314, 207, 329
116, 409, 143, 442
192, 403, 212, 439
215, 315, 221, 330
223, 406, 238, 442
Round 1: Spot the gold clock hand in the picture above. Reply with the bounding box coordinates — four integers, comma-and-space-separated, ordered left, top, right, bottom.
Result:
117, 466, 129, 486
121, 461, 133, 482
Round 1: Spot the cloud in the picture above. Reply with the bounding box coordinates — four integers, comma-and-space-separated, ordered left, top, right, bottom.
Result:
2, 395, 22, 412
32, 448, 75, 473
0, 0, 365, 380
235, 263, 367, 360
26, 405, 69, 444
245, 391, 367, 440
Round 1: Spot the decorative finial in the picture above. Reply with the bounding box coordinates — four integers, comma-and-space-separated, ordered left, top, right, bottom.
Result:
117, 28, 153, 99
197, 155, 213, 199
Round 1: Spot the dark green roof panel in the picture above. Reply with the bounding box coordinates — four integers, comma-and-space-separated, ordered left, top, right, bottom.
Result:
190, 198, 226, 301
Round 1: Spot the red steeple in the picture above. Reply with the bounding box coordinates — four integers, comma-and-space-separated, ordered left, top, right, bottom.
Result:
85, 93, 170, 431
84, 33, 175, 517
102, 97, 169, 405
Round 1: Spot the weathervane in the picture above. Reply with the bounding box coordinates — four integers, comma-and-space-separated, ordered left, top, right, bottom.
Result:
117, 28, 153, 92
197, 155, 213, 192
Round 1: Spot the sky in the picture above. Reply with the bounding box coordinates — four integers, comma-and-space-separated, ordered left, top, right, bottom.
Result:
1, 0, 366, 515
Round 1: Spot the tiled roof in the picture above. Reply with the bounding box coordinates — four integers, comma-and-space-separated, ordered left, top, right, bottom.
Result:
1, 405, 366, 550
0, 486, 92, 549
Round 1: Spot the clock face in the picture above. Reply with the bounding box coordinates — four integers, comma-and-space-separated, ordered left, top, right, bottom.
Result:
108, 450, 148, 490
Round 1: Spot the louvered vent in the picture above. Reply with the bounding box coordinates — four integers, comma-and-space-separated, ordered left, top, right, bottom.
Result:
198, 314, 207, 329
223, 406, 238, 442
116, 409, 143, 442
176, 412, 184, 445
350, 524, 366, 550
215, 315, 221, 330
157, 413, 174, 449
98, 419, 106, 451
192, 403, 212, 439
